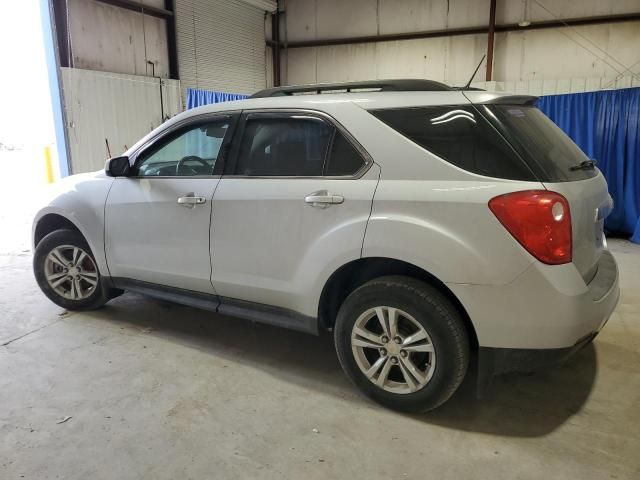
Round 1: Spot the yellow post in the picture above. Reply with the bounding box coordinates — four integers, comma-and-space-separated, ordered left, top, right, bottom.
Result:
44, 146, 54, 184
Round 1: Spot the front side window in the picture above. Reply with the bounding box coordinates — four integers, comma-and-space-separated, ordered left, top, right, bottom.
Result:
371, 106, 535, 181
234, 115, 333, 176
135, 119, 230, 177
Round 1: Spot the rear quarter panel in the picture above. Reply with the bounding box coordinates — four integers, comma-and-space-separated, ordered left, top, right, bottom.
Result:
362, 179, 541, 286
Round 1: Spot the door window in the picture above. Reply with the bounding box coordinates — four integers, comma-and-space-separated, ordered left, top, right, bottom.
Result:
135, 119, 230, 177
235, 116, 332, 176
325, 130, 366, 176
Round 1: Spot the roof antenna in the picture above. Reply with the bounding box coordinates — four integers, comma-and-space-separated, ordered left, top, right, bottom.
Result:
461, 54, 487, 90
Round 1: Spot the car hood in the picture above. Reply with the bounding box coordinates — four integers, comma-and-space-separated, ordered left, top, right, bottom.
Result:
42, 169, 108, 197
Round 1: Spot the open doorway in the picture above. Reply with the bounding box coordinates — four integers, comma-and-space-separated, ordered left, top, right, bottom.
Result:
0, 2, 58, 255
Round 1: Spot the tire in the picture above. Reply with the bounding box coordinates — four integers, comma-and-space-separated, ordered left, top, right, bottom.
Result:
334, 275, 469, 412
33, 229, 110, 311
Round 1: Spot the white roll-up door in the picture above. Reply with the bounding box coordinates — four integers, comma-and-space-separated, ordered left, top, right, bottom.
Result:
175, 0, 267, 99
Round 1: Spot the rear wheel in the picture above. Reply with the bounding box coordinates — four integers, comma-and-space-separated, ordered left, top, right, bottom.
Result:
334, 276, 469, 412
34, 229, 110, 310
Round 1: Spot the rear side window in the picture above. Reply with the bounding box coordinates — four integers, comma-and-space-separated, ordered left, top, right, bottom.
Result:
325, 130, 366, 176
485, 105, 597, 181
371, 106, 535, 181
235, 116, 332, 176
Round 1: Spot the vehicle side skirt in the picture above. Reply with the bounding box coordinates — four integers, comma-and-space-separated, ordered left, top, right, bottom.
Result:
111, 277, 318, 335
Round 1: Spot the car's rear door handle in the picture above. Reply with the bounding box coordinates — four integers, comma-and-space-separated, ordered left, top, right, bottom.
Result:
177, 193, 206, 208
305, 190, 344, 208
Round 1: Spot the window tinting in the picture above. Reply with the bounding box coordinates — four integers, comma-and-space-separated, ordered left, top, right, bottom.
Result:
371, 106, 535, 181
486, 105, 597, 182
325, 130, 366, 176
235, 116, 332, 176
135, 120, 229, 176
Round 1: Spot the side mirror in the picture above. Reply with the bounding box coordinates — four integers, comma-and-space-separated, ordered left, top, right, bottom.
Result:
105, 156, 131, 177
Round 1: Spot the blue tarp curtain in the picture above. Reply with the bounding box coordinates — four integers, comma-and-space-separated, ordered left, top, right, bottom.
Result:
187, 86, 640, 243
186, 88, 248, 109
538, 88, 640, 243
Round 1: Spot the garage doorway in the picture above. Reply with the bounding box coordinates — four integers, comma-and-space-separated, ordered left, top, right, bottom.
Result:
0, 2, 60, 256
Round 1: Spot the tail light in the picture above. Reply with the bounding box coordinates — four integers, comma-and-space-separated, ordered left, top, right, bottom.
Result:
489, 190, 572, 265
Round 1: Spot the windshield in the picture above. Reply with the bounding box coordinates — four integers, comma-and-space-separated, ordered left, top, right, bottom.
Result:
484, 105, 597, 182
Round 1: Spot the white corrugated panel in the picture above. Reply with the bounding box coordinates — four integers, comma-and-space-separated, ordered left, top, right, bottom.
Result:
175, 0, 267, 100
61, 68, 182, 174
472, 74, 640, 96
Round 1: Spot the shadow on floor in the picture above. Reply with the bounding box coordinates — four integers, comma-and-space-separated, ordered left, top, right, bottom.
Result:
417, 344, 597, 437
86, 292, 597, 438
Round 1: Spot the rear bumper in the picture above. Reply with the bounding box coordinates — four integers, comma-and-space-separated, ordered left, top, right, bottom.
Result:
478, 331, 597, 377
448, 249, 619, 350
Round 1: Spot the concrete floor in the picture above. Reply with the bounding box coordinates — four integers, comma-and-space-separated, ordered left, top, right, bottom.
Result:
1, 238, 639, 479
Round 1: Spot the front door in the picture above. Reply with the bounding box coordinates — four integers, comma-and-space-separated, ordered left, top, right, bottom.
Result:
105, 115, 235, 293
210, 111, 378, 315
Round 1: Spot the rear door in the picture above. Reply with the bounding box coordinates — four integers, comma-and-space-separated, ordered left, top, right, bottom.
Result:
485, 105, 612, 280
210, 110, 378, 312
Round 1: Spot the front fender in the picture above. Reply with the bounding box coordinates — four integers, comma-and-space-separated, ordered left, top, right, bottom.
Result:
32, 172, 114, 275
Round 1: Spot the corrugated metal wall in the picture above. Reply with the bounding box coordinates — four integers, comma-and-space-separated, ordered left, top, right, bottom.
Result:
472, 75, 640, 96
67, 0, 170, 78
175, 0, 267, 99
283, 0, 640, 90
61, 68, 181, 173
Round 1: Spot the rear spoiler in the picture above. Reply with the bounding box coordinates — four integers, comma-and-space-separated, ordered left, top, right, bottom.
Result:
463, 92, 538, 106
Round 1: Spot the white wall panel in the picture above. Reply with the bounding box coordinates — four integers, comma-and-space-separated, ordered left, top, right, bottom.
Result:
497, 0, 640, 24
283, 0, 640, 90
68, 0, 169, 78
379, 0, 492, 34
493, 23, 640, 82
61, 68, 181, 174
473, 74, 640, 96
175, 0, 267, 99
286, 34, 489, 86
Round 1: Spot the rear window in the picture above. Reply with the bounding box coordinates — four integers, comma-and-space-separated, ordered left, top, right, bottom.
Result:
371, 106, 535, 181
485, 105, 597, 182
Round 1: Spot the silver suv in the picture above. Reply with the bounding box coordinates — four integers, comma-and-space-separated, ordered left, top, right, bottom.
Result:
33, 80, 619, 412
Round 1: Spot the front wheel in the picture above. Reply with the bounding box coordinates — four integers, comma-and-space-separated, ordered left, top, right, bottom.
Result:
33, 229, 110, 310
334, 276, 469, 412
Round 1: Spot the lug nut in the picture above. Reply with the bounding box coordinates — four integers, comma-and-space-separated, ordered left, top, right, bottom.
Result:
390, 357, 398, 365
381, 335, 389, 343
379, 348, 387, 356
400, 351, 408, 358
394, 336, 402, 344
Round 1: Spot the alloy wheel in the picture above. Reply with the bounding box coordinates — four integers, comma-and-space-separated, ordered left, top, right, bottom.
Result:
44, 245, 99, 301
351, 306, 436, 394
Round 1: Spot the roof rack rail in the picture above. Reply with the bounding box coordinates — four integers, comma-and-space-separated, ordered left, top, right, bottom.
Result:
250, 79, 453, 98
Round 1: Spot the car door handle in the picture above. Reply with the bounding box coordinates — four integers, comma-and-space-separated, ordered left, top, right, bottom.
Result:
177, 193, 206, 208
304, 191, 344, 208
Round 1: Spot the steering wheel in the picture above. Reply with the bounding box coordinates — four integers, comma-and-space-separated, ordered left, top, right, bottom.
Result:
176, 155, 209, 175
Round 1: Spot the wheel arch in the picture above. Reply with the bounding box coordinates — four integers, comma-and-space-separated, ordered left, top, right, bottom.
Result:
318, 257, 479, 349
34, 213, 83, 247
